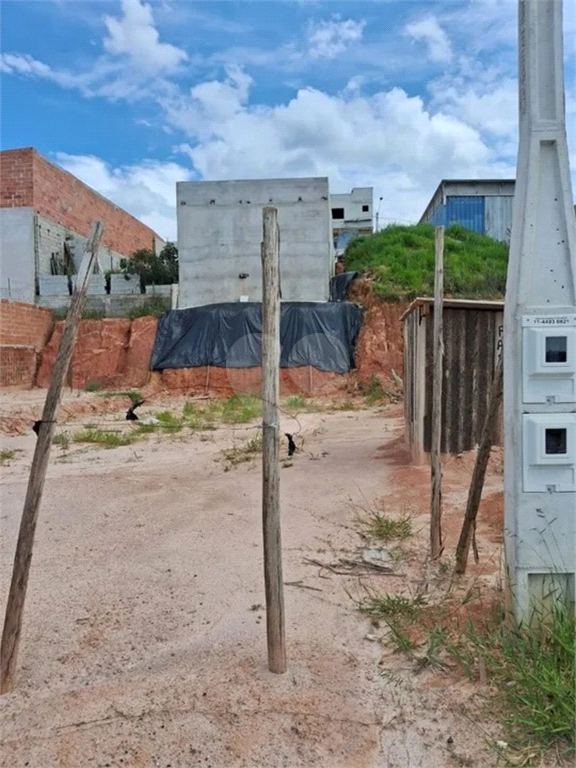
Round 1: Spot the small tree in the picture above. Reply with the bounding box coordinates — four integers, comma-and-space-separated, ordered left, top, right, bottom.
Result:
120, 242, 178, 291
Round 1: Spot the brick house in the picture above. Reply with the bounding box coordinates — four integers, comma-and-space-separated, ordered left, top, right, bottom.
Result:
0, 147, 164, 303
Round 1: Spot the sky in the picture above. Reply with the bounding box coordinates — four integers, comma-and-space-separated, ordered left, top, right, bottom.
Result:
1, 0, 575, 241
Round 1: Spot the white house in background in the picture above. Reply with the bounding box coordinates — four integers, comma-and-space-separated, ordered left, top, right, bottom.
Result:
330, 187, 374, 256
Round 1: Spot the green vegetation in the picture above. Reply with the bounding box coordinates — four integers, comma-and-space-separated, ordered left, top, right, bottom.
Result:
448, 601, 575, 759
121, 241, 178, 289
221, 434, 263, 467
359, 592, 424, 619
284, 395, 323, 413
84, 380, 103, 392
97, 390, 142, 402
345, 223, 508, 301
361, 510, 412, 543
0, 449, 17, 466
72, 428, 135, 448
126, 296, 169, 319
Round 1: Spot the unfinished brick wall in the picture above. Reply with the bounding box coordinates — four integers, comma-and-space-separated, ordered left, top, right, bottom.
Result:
0, 148, 34, 208
0, 300, 53, 387
1, 148, 160, 257
0, 300, 53, 350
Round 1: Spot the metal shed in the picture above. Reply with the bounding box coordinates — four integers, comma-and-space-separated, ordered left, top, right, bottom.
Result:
402, 298, 503, 463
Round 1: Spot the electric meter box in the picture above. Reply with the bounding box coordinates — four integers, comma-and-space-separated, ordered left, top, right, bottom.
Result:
522, 315, 576, 403
522, 412, 576, 492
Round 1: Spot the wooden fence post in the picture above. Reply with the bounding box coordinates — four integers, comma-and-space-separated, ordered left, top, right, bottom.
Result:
430, 226, 444, 560
1, 222, 105, 694
455, 354, 504, 574
261, 207, 286, 674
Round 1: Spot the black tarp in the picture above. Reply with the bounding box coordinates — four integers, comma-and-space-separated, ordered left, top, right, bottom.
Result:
330, 271, 359, 302
150, 301, 363, 374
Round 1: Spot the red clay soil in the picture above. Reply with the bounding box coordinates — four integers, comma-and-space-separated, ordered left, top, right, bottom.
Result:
31, 288, 407, 395
348, 280, 408, 386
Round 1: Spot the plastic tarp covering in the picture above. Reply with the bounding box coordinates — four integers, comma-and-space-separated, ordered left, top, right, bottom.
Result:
330, 271, 359, 302
151, 302, 362, 374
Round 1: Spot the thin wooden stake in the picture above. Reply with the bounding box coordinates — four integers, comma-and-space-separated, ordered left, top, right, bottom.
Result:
430, 226, 444, 561
1, 222, 105, 694
261, 206, 286, 674
454, 353, 503, 574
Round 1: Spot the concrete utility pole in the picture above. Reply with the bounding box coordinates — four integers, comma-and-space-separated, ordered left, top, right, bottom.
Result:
504, 0, 576, 622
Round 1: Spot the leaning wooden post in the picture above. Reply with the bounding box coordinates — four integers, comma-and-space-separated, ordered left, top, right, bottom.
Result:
261, 206, 286, 674
455, 353, 504, 574
430, 226, 444, 560
1, 222, 105, 694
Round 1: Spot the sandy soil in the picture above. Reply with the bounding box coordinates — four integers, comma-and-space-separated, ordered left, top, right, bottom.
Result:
0, 394, 505, 768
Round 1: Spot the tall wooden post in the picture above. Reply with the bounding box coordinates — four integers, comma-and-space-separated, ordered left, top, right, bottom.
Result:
261, 207, 286, 674
1, 222, 105, 694
455, 354, 504, 574
430, 226, 444, 560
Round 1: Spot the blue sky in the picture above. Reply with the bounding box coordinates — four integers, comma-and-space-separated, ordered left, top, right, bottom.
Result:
1, 0, 575, 239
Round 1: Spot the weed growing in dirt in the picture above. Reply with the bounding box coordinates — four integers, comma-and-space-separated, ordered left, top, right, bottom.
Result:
330, 399, 357, 411
84, 380, 103, 392
284, 395, 323, 413
359, 592, 424, 618
97, 390, 142, 402
53, 432, 71, 452
220, 395, 262, 424
363, 511, 412, 543
220, 434, 263, 467
127, 297, 168, 319
73, 428, 135, 448
447, 600, 575, 759
364, 376, 386, 406
0, 449, 16, 465
155, 411, 184, 432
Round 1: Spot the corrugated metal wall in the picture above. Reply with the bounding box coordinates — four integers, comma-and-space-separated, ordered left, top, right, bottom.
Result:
445, 197, 485, 233
422, 194, 514, 242
422, 307, 502, 454
485, 195, 513, 243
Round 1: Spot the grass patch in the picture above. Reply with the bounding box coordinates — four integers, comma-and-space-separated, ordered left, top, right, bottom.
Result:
0, 449, 16, 466
362, 510, 412, 543
73, 428, 135, 448
127, 296, 169, 319
345, 223, 507, 301
221, 434, 263, 467
283, 395, 323, 413
220, 395, 262, 424
84, 380, 103, 392
359, 591, 424, 619
447, 600, 575, 759
155, 411, 184, 431
97, 389, 142, 403
53, 432, 71, 451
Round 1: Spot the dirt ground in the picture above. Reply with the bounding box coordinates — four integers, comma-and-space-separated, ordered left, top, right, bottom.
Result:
0, 391, 505, 768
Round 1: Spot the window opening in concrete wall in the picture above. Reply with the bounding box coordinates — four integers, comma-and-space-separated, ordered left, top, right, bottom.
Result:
545, 428, 567, 454
545, 335, 567, 363
332, 208, 344, 219
362, 205, 369, 212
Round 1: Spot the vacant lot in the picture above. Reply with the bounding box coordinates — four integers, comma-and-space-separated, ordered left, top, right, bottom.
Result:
0, 393, 505, 768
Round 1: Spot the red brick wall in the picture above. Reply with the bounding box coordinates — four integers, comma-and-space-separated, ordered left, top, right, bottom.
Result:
0, 148, 34, 208
0, 346, 37, 387
0, 148, 161, 257
0, 300, 53, 351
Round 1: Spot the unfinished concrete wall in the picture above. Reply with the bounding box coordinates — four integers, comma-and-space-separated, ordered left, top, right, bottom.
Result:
0, 208, 36, 302
177, 177, 333, 307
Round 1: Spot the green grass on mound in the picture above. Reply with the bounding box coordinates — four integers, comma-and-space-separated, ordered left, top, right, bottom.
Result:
345, 223, 508, 301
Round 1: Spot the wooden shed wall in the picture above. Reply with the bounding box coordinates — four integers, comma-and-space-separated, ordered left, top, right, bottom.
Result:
404, 304, 503, 459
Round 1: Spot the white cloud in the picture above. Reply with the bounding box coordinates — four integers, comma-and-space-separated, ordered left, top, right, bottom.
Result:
307, 17, 366, 59
167, 69, 516, 228
404, 15, 452, 64
55, 153, 193, 239
103, 0, 187, 74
